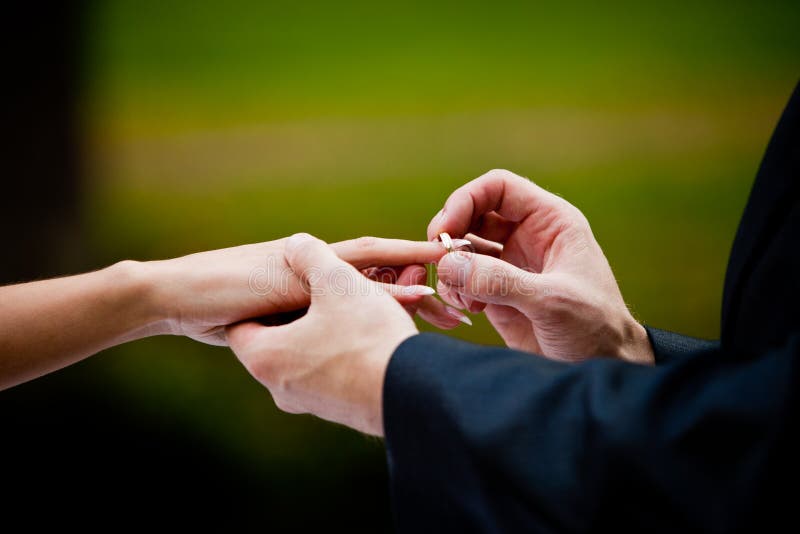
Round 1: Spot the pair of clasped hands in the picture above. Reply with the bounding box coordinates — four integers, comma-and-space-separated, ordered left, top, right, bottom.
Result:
2, 170, 653, 435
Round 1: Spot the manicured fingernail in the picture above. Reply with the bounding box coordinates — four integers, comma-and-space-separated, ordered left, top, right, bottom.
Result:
401, 285, 436, 296
451, 238, 472, 249
445, 306, 473, 326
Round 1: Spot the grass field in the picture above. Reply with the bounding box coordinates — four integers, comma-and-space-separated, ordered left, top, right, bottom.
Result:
76, 0, 799, 521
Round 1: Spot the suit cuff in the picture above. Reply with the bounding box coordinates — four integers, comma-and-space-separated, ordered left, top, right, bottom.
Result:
382, 332, 482, 531
644, 326, 719, 365
383, 332, 459, 476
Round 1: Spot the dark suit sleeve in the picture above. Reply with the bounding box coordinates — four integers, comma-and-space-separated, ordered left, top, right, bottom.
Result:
644, 326, 719, 365
383, 333, 798, 533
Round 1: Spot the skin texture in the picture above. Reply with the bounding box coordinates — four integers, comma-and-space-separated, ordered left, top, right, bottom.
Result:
428, 169, 654, 364
228, 170, 656, 438
0, 236, 452, 391
3, 170, 653, 433
228, 233, 417, 436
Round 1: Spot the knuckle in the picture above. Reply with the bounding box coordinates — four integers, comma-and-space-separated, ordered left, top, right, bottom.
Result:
554, 198, 586, 225
272, 380, 305, 415
487, 267, 509, 296
272, 395, 288, 412
486, 167, 513, 178
551, 202, 590, 236
272, 393, 294, 413
254, 366, 301, 414
353, 236, 377, 250
568, 205, 589, 227
486, 168, 527, 185
539, 283, 580, 318
287, 233, 318, 256
290, 231, 313, 241
284, 232, 326, 257
543, 289, 571, 309
513, 270, 539, 299
247, 357, 279, 386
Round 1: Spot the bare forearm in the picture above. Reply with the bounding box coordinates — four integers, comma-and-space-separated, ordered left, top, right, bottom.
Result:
0, 261, 164, 390
0, 237, 450, 391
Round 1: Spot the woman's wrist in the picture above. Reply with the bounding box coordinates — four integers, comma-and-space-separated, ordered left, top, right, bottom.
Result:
105, 259, 174, 340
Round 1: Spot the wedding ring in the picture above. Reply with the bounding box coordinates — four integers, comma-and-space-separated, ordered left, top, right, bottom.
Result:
439, 232, 454, 253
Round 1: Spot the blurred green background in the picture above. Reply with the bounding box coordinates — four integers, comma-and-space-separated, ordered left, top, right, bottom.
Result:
74, 0, 800, 527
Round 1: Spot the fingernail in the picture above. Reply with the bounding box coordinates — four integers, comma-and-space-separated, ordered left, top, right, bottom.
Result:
451, 238, 472, 249
401, 285, 436, 296
445, 306, 473, 326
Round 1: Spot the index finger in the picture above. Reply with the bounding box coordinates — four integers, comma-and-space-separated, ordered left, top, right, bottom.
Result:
426, 169, 562, 240
332, 237, 447, 269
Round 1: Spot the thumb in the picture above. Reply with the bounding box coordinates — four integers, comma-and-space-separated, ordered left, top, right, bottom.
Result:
226, 320, 267, 355
226, 319, 303, 395
437, 251, 541, 308
285, 232, 358, 300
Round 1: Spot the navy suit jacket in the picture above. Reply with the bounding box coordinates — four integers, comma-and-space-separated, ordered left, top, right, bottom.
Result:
383, 82, 800, 533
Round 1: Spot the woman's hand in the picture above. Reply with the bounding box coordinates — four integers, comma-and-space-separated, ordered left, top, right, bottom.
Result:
0, 236, 455, 390
144, 236, 459, 345
428, 169, 654, 364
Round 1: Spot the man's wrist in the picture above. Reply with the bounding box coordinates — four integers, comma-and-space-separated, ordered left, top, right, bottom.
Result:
360, 329, 419, 437
618, 318, 656, 365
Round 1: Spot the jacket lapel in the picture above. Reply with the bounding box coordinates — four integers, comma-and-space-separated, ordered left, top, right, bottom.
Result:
721, 81, 800, 347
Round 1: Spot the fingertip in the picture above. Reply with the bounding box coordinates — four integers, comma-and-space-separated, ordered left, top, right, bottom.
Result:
436, 251, 473, 287
444, 306, 473, 326
415, 296, 463, 330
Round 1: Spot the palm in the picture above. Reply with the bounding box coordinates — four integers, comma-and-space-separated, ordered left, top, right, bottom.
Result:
483, 221, 558, 353
492, 215, 618, 359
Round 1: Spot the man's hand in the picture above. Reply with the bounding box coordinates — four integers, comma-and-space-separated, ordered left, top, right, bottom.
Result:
429, 169, 654, 364
227, 233, 415, 436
